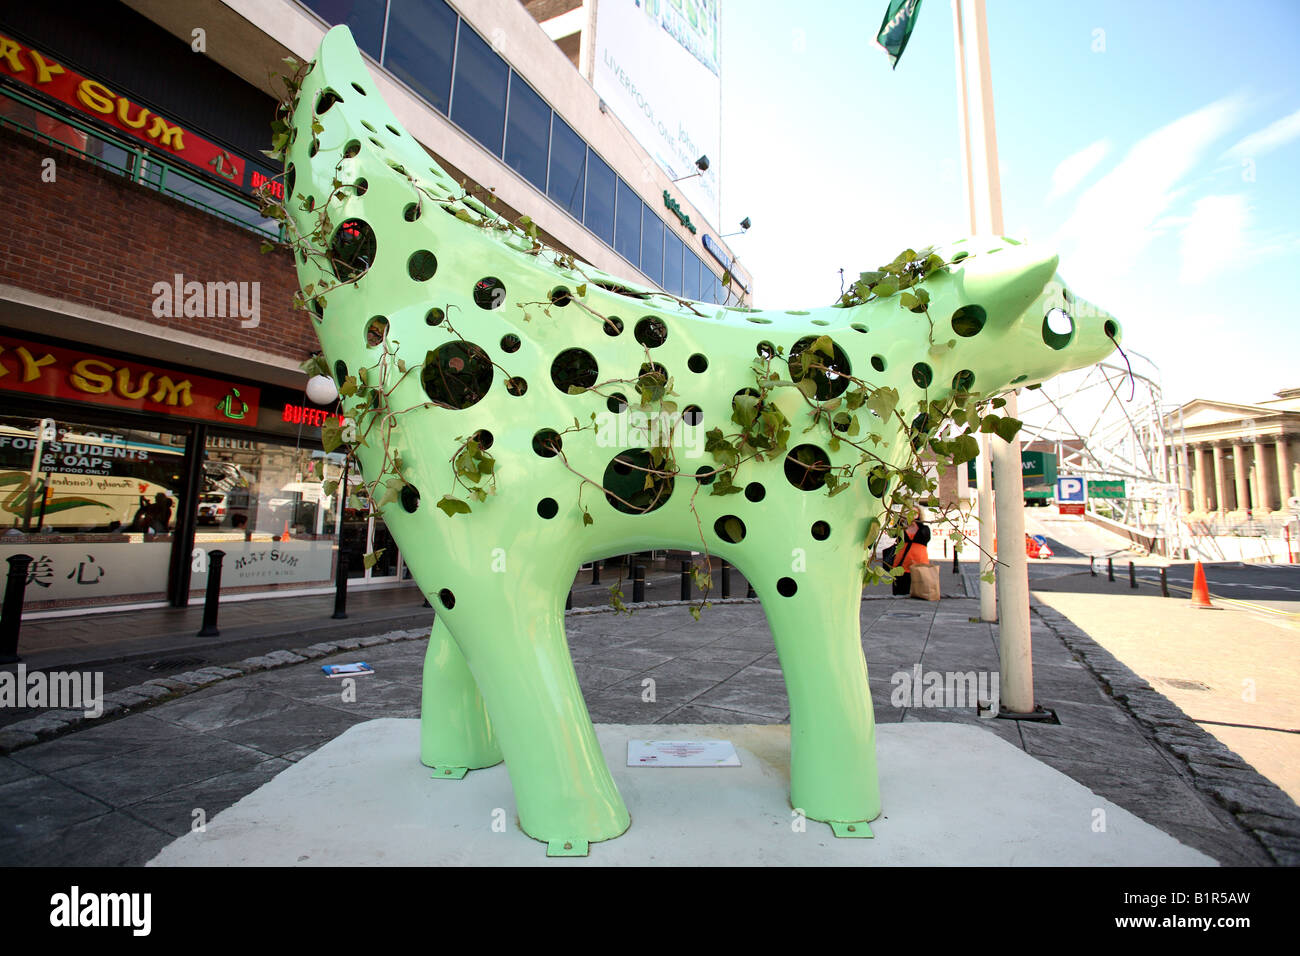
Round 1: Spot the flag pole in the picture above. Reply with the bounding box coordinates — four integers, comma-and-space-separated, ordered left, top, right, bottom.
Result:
953, 0, 1034, 714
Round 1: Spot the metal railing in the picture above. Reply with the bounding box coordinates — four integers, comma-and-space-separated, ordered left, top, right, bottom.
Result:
0, 83, 282, 241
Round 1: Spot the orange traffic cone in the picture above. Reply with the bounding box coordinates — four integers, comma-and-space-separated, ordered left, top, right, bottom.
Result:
1190, 561, 1216, 609
280, 520, 291, 543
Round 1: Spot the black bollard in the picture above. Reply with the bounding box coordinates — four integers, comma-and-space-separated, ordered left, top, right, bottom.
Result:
721, 560, 732, 599
952, 549, 960, 575
1160, 567, 1169, 597
332, 550, 349, 619
943, 538, 948, 558
591, 560, 601, 585
197, 549, 225, 637
0, 553, 33, 663
680, 560, 691, 601
1107, 558, 1114, 582
1129, 561, 1137, 589
632, 563, 646, 603
1090, 556, 1096, 577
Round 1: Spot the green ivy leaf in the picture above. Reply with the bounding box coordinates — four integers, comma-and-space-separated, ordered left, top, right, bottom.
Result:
993, 416, 1023, 444
363, 549, 385, 570
437, 495, 472, 517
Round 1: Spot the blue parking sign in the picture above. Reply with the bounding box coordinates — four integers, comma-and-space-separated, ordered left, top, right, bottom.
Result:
1056, 476, 1085, 503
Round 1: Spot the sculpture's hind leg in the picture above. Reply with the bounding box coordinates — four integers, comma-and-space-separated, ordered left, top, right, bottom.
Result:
420, 614, 502, 771
438, 572, 630, 845
756, 561, 881, 824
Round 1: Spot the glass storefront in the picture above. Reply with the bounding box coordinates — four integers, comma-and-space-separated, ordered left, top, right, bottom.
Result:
0, 414, 188, 608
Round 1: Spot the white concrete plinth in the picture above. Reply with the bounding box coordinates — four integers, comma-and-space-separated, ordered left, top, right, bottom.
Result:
150, 720, 1214, 866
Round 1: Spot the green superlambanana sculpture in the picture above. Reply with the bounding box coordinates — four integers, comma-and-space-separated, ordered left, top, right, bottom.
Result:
279, 26, 1119, 851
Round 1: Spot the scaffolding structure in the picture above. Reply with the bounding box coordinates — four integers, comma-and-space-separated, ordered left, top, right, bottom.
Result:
1014, 347, 1189, 557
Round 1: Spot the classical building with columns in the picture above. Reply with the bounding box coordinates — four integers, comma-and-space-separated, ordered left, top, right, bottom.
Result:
1168, 389, 1299, 524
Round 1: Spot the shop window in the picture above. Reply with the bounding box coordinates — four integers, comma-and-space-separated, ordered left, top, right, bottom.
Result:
503, 71, 550, 191
640, 207, 664, 285
584, 149, 616, 247
451, 22, 509, 157
383, 0, 459, 114
614, 178, 641, 265
301, 0, 386, 60
547, 114, 586, 221
663, 230, 684, 298
683, 250, 702, 301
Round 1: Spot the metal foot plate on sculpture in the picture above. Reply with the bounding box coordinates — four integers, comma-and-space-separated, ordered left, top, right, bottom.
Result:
829, 820, 875, 839
431, 766, 468, 780
547, 838, 590, 857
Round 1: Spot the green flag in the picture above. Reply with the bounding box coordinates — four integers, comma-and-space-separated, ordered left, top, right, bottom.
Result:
876, 0, 924, 69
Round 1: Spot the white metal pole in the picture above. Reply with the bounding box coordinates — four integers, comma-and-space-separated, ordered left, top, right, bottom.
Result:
977, 432, 997, 621
962, 0, 1033, 708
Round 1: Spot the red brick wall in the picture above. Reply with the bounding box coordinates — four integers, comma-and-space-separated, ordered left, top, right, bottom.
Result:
0, 126, 312, 360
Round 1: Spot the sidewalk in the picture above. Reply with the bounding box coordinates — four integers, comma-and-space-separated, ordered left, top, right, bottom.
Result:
1, 560, 1296, 866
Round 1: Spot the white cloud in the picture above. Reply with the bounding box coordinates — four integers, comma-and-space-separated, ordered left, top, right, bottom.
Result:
1053, 95, 1246, 284
1047, 139, 1110, 202
1178, 194, 1249, 283
1224, 106, 1300, 158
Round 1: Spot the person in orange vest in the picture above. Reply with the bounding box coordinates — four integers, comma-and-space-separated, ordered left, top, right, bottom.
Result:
887, 516, 931, 595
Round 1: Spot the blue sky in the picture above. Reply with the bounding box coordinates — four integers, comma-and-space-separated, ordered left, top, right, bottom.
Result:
717, 0, 1300, 406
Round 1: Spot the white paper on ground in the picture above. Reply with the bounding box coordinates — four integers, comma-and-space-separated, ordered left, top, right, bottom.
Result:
627, 739, 741, 767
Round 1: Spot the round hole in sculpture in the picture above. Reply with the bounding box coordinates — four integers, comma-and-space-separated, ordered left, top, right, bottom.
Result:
1011, 374, 1028, 384
421, 341, 493, 410
537, 498, 558, 519
867, 465, 890, 498
951, 305, 987, 337
746, 316, 773, 325
285, 164, 295, 200
744, 482, 766, 503
636, 363, 668, 401
426, 308, 445, 326
551, 349, 599, 393
364, 316, 388, 347
851, 323, 869, 334
952, 369, 976, 392
343, 140, 360, 159
683, 405, 704, 426
354, 178, 368, 196
634, 316, 668, 348
811, 520, 831, 541
789, 335, 852, 401
438, 588, 455, 610
385, 123, 401, 137
351, 82, 366, 96
911, 362, 933, 389
714, 515, 746, 543
473, 277, 506, 310
400, 484, 420, 514
784, 444, 832, 491
694, 466, 716, 486
471, 429, 494, 450
607, 392, 628, 414
1104, 319, 1120, 340
308, 138, 319, 158
360, 119, 377, 133
777, 577, 798, 597
1043, 308, 1074, 350
334, 360, 348, 385
500, 333, 521, 353
506, 377, 528, 397
603, 449, 673, 515
871, 354, 887, 373
756, 341, 776, 360
328, 219, 376, 282
603, 316, 624, 336
369, 137, 384, 150
406, 251, 438, 282
549, 286, 572, 307
532, 429, 562, 458
688, 353, 709, 373
832, 411, 852, 432
403, 202, 421, 222
316, 89, 342, 114
310, 299, 324, 322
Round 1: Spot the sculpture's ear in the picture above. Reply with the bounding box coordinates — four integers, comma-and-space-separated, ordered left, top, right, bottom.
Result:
949, 246, 1060, 332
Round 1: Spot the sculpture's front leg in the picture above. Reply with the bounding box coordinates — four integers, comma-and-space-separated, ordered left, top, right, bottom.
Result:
420, 614, 502, 771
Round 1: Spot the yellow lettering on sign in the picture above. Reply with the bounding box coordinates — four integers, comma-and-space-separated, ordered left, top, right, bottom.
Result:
147, 116, 184, 150
70, 358, 114, 394
150, 376, 193, 407
116, 98, 149, 129
28, 50, 64, 85
15, 347, 55, 383
115, 367, 154, 400
76, 78, 114, 115
0, 36, 25, 74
